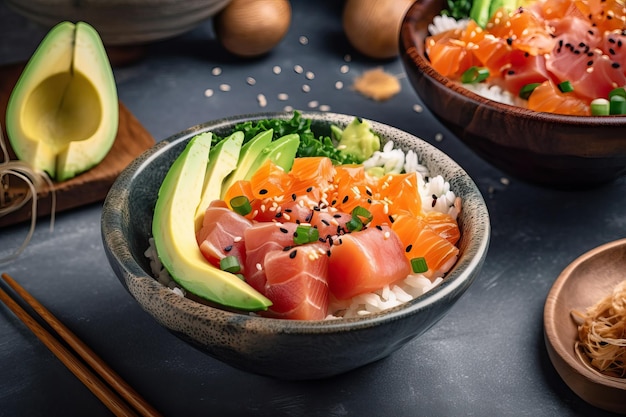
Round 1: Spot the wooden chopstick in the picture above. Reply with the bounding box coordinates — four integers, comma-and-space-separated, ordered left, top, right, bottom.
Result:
0, 272, 162, 417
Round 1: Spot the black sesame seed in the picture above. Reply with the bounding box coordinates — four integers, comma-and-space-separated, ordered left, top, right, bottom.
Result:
283, 245, 292, 251
587, 60, 593, 66
388, 215, 395, 223
291, 193, 297, 201
224, 245, 233, 252
306, 186, 313, 192
612, 62, 621, 68
279, 227, 289, 233
342, 195, 349, 204
321, 219, 330, 226
289, 249, 297, 259
375, 225, 383, 231
259, 189, 268, 195
405, 244, 413, 253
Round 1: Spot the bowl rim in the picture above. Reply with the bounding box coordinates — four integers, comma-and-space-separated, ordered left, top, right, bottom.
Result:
399, 0, 626, 127
102, 110, 491, 332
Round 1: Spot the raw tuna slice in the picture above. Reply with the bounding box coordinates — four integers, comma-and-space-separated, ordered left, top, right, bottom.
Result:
243, 222, 299, 292
196, 205, 253, 272
262, 243, 330, 320
327, 226, 411, 300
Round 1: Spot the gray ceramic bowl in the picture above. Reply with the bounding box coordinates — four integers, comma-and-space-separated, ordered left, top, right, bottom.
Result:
101, 111, 490, 380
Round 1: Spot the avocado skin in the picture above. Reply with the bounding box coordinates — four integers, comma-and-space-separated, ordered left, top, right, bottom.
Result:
152, 133, 272, 311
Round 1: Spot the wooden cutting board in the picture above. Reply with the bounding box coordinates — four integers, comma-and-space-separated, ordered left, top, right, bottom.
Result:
0, 62, 155, 227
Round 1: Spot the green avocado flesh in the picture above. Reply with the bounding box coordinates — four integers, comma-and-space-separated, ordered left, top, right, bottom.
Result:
246, 133, 300, 175
6, 21, 118, 182
152, 133, 272, 311
220, 129, 273, 198
194, 131, 244, 231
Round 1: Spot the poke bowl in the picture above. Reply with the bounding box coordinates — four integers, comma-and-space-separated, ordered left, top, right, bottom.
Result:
101, 111, 490, 380
399, 0, 626, 188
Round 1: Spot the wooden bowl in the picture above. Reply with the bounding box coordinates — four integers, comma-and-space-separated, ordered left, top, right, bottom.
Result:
544, 238, 626, 414
399, 0, 626, 188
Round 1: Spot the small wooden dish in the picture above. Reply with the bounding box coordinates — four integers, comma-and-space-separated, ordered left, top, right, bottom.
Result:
544, 238, 626, 414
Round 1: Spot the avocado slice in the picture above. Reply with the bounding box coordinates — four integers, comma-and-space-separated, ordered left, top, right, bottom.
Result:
194, 131, 244, 231
245, 133, 301, 178
220, 129, 273, 198
470, 0, 493, 27
152, 133, 271, 311
6, 21, 118, 182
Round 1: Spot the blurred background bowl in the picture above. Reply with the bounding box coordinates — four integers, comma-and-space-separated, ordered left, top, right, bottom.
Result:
101, 111, 490, 380
4, 0, 231, 46
399, 0, 626, 189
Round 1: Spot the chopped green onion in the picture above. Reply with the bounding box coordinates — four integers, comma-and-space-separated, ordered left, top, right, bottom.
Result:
230, 196, 252, 216
519, 83, 541, 100
351, 206, 373, 224
608, 87, 626, 100
591, 98, 610, 116
461, 66, 490, 84
411, 257, 428, 274
558, 81, 574, 93
220, 256, 241, 273
609, 95, 626, 115
346, 217, 363, 232
293, 225, 319, 245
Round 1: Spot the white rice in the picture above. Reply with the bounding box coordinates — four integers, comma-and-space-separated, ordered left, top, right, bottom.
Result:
145, 140, 459, 319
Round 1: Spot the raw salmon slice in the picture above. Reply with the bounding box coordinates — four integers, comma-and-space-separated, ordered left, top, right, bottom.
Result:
391, 214, 460, 279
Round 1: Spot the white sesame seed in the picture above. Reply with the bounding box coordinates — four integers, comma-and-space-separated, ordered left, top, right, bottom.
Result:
305, 71, 315, 80
219, 83, 231, 92
277, 93, 289, 101
335, 81, 344, 89
204, 88, 214, 98
500, 177, 510, 185
319, 104, 331, 112
234, 236, 242, 242
284, 105, 294, 112
256, 263, 263, 271
435, 133, 444, 142
413, 104, 423, 113
273, 65, 282, 74
340, 64, 350, 74
246, 77, 256, 85
308, 100, 319, 108
294, 65, 304, 74
384, 231, 390, 239
302, 84, 311, 93
299, 36, 309, 45
257, 93, 267, 107
211, 66, 222, 76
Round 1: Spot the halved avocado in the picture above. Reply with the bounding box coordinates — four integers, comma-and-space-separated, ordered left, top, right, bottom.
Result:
152, 133, 271, 311
6, 21, 118, 182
